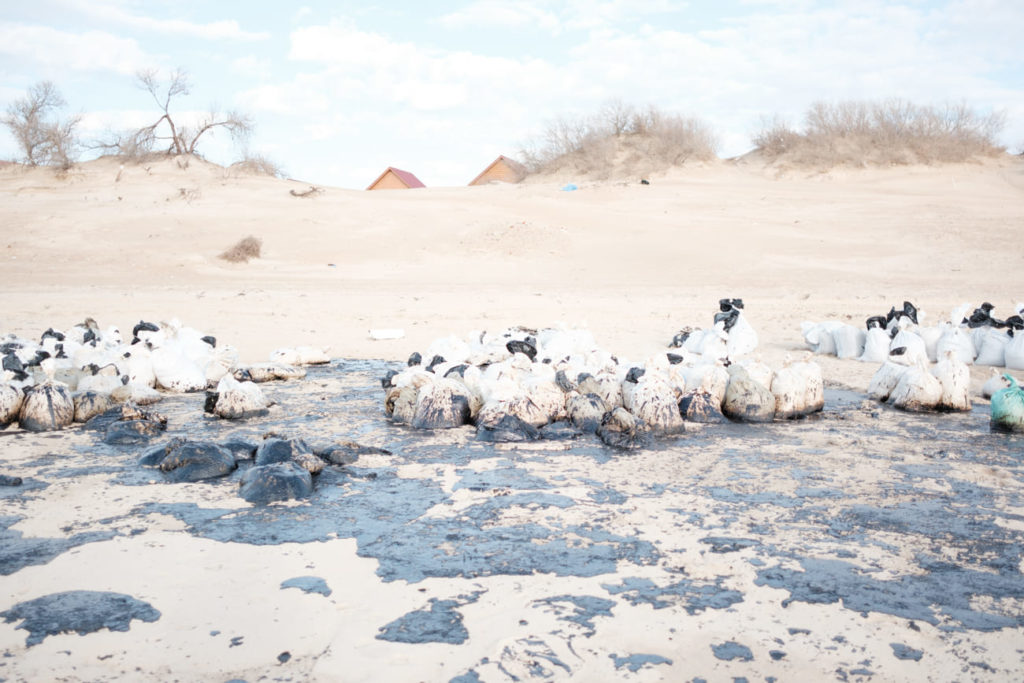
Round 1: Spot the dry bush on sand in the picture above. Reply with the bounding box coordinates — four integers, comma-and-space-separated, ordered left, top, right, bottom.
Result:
2, 81, 80, 170
752, 100, 1005, 167
230, 154, 285, 178
219, 236, 262, 263
520, 100, 718, 178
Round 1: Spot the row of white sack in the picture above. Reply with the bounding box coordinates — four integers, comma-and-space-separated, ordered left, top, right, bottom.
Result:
2, 319, 330, 393
868, 352, 970, 411
803, 320, 1024, 368
414, 315, 759, 371
0, 373, 274, 431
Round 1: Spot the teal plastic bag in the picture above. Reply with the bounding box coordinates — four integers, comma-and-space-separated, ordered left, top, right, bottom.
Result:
991, 374, 1024, 432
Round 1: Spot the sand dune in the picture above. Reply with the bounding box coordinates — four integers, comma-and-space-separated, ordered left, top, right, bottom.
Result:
2, 155, 1022, 367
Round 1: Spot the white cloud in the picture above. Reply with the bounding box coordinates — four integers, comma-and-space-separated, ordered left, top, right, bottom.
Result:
436, 0, 685, 33
0, 23, 150, 75
390, 80, 469, 111
437, 1, 562, 33
289, 20, 421, 70
55, 0, 270, 41
561, 0, 685, 31
286, 19, 567, 113
231, 55, 273, 79
237, 75, 342, 115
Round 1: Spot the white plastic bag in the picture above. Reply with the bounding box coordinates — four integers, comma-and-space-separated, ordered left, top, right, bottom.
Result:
725, 312, 758, 358
832, 324, 866, 360
935, 326, 975, 365
859, 327, 891, 363
889, 330, 928, 366
1005, 333, 1024, 371
974, 329, 1010, 367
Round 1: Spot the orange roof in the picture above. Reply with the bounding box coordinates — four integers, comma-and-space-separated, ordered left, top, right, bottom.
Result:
366, 166, 425, 190
468, 155, 527, 186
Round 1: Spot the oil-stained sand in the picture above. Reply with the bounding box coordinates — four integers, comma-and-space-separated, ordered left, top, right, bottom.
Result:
0, 359, 1021, 681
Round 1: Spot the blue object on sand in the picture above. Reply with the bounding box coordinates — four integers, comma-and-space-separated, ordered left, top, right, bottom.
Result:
991, 374, 1024, 432
561, 183, 578, 191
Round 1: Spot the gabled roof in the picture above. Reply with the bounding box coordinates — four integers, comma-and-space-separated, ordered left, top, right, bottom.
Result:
366, 166, 425, 190
468, 155, 527, 186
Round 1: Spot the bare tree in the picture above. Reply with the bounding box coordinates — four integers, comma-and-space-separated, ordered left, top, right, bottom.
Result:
629, 104, 663, 136
124, 68, 252, 158
1, 81, 80, 168
599, 98, 635, 136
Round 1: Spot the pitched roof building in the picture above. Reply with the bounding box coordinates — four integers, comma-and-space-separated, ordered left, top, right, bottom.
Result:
468, 155, 527, 186
366, 167, 426, 190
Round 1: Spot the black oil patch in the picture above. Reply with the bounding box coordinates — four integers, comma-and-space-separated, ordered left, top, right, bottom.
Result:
699, 536, 761, 553
136, 476, 659, 584
609, 653, 673, 671
453, 465, 554, 492
711, 640, 754, 662
755, 553, 1024, 631
376, 593, 483, 645
533, 595, 615, 636
602, 576, 743, 614
0, 356, 1021, 674
448, 671, 482, 683
0, 478, 45, 499
0, 515, 115, 576
0, 590, 160, 646
280, 576, 331, 597
890, 643, 924, 661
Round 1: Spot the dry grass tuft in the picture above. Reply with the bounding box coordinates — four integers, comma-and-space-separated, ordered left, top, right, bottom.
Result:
219, 236, 262, 263
751, 100, 1005, 168
520, 100, 719, 179
230, 154, 285, 178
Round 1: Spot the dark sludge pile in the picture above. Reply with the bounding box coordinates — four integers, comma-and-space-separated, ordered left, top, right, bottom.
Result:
1, 356, 1023, 679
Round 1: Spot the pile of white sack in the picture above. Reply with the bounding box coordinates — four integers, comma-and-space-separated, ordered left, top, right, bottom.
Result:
803, 301, 1024, 370
667, 298, 759, 361
0, 318, 332, 431
382, 322, 823, 447
868, 349, 972, 412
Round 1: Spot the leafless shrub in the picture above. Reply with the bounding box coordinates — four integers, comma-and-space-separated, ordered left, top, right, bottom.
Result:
230, 153, 285, 178
628, 105, 660, 136
1, 81, 80, 169
751, 115, 803, 157
600, 98, 636, 136
219, 236, 262, 263
88, 129, 160, 162
91, 69, 252, 163
521, 100, 718, 178
644, 115, 719, 165
752, 99, 1005, 167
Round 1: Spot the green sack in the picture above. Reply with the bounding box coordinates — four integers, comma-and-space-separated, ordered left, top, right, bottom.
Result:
991, 374, 1024, 432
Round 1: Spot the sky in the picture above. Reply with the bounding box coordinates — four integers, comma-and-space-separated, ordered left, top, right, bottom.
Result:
0, 0, 1021, 188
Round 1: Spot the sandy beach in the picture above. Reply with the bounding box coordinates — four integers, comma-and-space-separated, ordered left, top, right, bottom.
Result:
1, 155, 1023, 681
